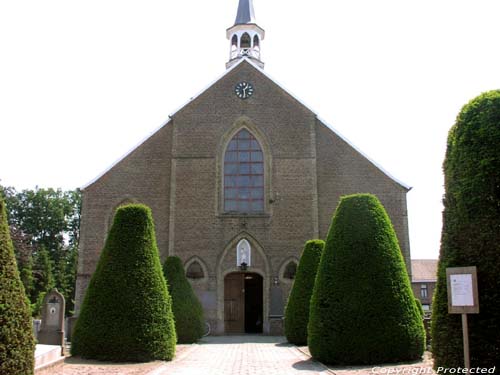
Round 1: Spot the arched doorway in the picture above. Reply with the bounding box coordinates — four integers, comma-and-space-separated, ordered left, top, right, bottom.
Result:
224, 272, 263, 334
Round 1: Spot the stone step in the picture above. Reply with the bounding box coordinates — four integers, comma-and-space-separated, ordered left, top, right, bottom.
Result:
34, 344, 64, 371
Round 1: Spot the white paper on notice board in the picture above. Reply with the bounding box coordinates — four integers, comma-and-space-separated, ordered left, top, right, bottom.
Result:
450, 274, 474, 306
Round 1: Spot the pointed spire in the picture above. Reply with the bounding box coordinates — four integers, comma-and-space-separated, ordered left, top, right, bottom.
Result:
226, 0, 265, 69
234, 0, 256, 25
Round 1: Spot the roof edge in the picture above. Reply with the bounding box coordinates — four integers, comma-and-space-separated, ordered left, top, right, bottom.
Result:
82, 57, 411, 192
81, 119, 172, 190
80, 60, 251, 191
237, 59, 412, 191
316, 116, 412, 191
412, 278, 438, 283
168, 58, 248, 118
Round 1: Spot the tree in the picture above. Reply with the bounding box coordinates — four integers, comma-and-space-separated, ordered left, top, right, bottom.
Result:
34, 246, 55, 293
432, 90, 500, 370
0, 195, 35, 375
0, 186, 81, 315
163, 256, 205, 343
308, 194, 425, 365
284, 239, 324, 345
30, 246, 55, 317
71, 204, 176, 362
8, 225, 34, 298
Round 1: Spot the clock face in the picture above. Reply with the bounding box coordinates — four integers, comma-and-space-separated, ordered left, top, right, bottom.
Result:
235, 81, 254, 99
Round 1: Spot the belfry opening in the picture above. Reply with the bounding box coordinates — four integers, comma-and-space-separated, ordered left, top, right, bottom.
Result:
224, 272, 263, 334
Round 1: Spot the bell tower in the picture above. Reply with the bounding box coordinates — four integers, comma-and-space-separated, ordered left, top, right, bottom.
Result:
226, 0, 265, 69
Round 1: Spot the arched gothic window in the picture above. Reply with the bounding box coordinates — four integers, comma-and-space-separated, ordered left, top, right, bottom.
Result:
230, 35, 239, 58
253, 35, 260, 58
224, 129, 264, 213
240, 33, 251, 48
283, 261, 297, 280
186, 261, 204, 279
253, 35, 260, 48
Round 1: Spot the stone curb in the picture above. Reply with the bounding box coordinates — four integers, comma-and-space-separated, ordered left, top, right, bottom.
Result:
34, 356, 65, 374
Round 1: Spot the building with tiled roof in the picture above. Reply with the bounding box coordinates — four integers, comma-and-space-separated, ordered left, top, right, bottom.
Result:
411, 259, 438, 313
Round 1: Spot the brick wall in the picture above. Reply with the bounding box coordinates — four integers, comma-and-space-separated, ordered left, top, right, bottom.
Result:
75, 61, 412, 334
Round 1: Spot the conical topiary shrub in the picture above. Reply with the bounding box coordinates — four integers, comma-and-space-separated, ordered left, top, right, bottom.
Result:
71, 204, 176, 361
284, 239, 324, 345
432, 90, 500, 371
163, 256, 205, 343
308, 194, 425, 365
0, 196, 35, 375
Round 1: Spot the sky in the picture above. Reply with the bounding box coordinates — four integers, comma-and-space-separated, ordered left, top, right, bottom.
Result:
1, 0, 499, 260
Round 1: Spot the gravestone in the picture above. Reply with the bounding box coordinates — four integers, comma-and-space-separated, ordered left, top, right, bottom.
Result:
38, 289, 65, 349
32, 319, 41, 340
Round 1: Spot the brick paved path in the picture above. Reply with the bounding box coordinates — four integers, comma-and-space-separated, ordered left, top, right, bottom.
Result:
152, 335, 330, 375
51, 337, 433, 375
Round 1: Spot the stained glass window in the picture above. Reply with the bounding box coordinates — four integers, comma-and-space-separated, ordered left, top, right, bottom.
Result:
224, 129, 264, 213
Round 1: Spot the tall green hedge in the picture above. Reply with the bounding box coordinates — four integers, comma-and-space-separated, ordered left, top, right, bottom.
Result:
0, 196, 35, 375
284, 239, 324, 345
71, 204, 176, 361
163, 256, 204, 343
308, 194, 425, 365
432, 90, 500, 370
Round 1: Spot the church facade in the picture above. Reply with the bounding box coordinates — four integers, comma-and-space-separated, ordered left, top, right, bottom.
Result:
75, 0, 411, 335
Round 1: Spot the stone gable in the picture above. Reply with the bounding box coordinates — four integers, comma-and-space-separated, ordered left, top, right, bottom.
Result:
75, 59, 411, 335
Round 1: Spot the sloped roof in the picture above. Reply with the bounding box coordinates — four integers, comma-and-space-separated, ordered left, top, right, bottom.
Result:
411, 259, 438, 282
83, 58, 410, 191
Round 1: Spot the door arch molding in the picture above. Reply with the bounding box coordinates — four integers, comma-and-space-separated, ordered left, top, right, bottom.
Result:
216, 232, 270, 334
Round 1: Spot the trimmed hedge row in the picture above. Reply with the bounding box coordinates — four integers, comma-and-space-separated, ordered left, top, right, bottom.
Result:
71, 204, 176, 362
308, 194, 425, 365
284, 239, 324, 345
432, 90, 500, 370
163, 256, 205, 343
0, 196, 35, 375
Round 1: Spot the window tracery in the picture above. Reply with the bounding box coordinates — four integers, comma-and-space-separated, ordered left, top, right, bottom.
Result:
224, 129, 264, 213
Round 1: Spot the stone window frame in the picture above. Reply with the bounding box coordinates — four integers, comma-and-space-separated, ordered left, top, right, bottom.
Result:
184, 256, 209, 284
278, 256, 300, 285
283, 261, 297, 280
216, 117, 273, 217
223, 129, 265, 213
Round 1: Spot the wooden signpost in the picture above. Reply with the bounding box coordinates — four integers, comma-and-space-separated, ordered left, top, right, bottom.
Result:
446, 266, 479, 370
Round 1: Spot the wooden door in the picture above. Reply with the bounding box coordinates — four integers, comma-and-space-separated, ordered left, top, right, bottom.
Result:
224, 273, 245, 333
